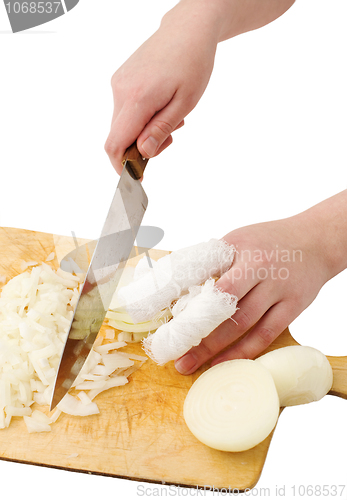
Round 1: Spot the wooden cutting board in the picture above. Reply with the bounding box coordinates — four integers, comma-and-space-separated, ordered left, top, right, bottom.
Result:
0, 227, 346, 490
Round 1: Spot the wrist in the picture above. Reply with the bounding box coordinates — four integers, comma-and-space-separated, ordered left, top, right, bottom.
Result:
162, 0, 296, 44
160, 0, 225, 45
296, 190, 347, 281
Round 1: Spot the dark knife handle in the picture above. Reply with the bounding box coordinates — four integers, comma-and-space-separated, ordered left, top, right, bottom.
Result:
122, 143, 149, 180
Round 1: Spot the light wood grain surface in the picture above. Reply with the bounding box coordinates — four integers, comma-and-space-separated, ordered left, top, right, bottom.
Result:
0, 227, 346, 490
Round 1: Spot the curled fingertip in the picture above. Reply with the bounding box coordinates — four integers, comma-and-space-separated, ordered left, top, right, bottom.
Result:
154, 135, 173, 156
140, 136, 159, 158
175, 352, 197, 375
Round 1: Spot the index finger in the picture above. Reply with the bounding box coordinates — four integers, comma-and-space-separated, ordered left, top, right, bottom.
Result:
104, 102, 153, 174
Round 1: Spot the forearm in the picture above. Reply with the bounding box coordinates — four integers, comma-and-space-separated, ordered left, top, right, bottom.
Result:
297, 189, 347, 280
161, 0, 296, 44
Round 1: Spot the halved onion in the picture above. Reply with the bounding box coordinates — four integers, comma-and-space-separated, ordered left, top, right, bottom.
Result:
256, 345, 333, 406
183, 359, 280, 452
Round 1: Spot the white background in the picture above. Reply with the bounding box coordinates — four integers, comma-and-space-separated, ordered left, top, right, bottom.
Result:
0, 0, 346, 498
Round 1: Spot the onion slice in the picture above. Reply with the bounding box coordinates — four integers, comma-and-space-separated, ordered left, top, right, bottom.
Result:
183, 359, 279, 452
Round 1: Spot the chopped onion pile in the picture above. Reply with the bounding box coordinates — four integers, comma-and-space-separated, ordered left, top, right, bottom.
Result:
0, 261, 147, 433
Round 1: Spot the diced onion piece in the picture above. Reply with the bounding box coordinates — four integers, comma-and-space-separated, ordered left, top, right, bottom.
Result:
93, 341, 127, 354
75, 380, 110, 391
121, 364, 144, 378
20, 260, 38, 271
117, 331, 132, 342
126, 353, 147, 362
183, 359, 280, 452
256, 345, 333, 407
102, 353, 134, 374
104, 329, 115, 340
77, 391, 93, 406
116, 331, 150, 343
5, 405, 32, 417
48, 409, 61, 424
31, 409, 51, 424
79, 373, 108, 382
72, 350, 102, 387
57, 393, 99, 416
33, 392, 47, 405
90, 364, 108, 377
88, 376, 128, 401
45, 252, 55, 262
24, 416, 51, 433
56, 267, 81, 282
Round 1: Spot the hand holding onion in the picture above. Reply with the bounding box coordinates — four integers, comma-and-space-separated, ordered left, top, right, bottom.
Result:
175, 190, 347, 374
113, 190, 347, 373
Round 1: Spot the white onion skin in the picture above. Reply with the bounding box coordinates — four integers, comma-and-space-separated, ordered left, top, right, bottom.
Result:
183, 359, 280, 452
256, 345, 333, 407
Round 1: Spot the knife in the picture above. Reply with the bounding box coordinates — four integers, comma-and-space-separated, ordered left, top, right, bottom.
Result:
50, 143, 149, 410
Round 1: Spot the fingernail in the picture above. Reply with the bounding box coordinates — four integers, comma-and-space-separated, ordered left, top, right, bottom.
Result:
141, 136, 159, 158
175, 353, 197, 374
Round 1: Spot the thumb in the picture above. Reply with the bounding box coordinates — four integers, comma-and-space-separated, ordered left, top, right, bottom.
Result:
137, 96, 186, 158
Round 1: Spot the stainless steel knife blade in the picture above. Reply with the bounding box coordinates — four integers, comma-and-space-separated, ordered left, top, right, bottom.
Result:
50, 144, 149, 410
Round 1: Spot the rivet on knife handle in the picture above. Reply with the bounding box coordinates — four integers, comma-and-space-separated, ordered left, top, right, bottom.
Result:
123, 142, 149, 180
